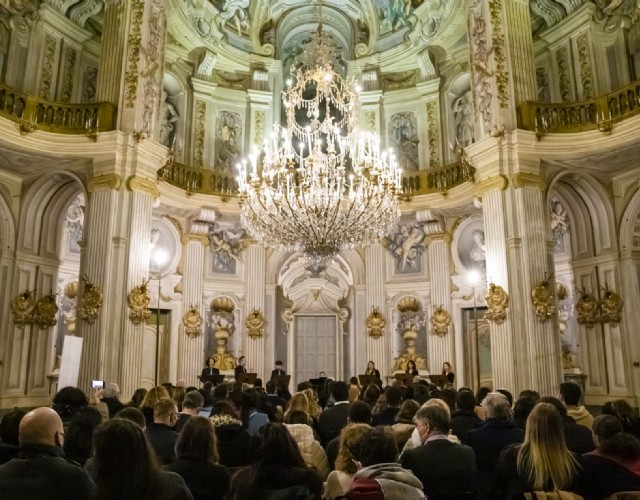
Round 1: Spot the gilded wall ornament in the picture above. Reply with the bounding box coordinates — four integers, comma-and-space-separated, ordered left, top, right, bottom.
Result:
531, 275, 556, 322
366, 307, 386, 339
124, 0, 145, 108
77, 277, 104, 325
431, 305, 451, 336
194, 101, 207, 168
127, 278, 151, 325
33, 294, 59, 329
10, 290, 36, 329
245, 309, 265, 339
488, 0, 510, 108
426, 101, 440, 167
182, 305, 203, 338
576, 288, 599, 328
599, 285, 623, 328
484, 282, 509, 324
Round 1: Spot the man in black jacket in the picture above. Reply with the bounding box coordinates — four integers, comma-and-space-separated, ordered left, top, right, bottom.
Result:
145, 398, 179, 465
451, 389, 483, 442
0, 407, 95, 499
318, 381, 351, 446
401, 405, 477, 499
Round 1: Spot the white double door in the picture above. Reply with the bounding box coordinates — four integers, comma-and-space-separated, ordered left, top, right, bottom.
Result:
294, 315, 337, 383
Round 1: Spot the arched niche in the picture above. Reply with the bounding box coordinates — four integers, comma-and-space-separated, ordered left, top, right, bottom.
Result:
160, 72, 188, 156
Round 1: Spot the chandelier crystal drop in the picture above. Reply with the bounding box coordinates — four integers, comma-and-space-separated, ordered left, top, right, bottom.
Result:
237, 25, 402, 262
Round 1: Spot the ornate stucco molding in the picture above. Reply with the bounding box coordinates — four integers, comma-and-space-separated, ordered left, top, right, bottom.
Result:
181, 234, 209, 247
88, 174, 123, 192
511, 173, 546, 190
127, 175, 159, 198
475, 175, 508, 198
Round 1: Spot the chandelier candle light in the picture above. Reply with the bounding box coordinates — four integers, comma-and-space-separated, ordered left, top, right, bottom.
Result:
237, 22, 402, 262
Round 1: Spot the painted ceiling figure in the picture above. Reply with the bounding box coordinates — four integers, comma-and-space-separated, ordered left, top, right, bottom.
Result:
218, 0, 250, 34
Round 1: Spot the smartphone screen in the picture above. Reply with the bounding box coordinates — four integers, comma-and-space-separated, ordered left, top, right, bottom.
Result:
92, 380, 104, 389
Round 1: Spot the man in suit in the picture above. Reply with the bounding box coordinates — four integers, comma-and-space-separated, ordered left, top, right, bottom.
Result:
200, 356, 220, 384
234, 355, 247, 380
401, 404, 477, 499
271, 360, 286, 379
318, 381, 350, 446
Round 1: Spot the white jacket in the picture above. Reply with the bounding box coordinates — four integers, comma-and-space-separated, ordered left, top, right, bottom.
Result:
285, 423, 330, 480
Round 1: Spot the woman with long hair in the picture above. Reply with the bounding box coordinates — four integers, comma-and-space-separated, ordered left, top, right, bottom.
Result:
166, 416, 230, 500
405, 360, 419, 379
139, 385, 170, 425
227, 422, 322, 500
63, 406, 102, 466
209, 400, 251, 468
324, 423, 371, 500
441, 361, 455, 384
127, 388, 148, 409
92, 419, 192, 500
239, 388, 269, 435
493, 402, 581, 499
365, 360, 381, 379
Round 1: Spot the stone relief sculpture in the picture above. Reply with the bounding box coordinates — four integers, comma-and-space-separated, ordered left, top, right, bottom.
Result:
217, 0, 250, 35
382, 222, 426, 272
374, 0, 414, 32
470, 230, 486, 263
453, 90, 475, 148
215, 111, 243, 174
556, 283, 579, 370
549, 198, 569, 245
208, 224, 249, 273
65, 194, 85, 242
159, 89, 179, 147
81, 66, 98, 103
389, 111, 419, 172
469, 0, 494, 133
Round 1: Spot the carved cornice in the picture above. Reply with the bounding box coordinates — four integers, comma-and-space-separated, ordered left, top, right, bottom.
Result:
476, 175, 508, 198
88, 174, 123, 192
127, 176, 159, 198
511, 173, 545, 190
181, 234, 210, 246
426, 232, 452, 244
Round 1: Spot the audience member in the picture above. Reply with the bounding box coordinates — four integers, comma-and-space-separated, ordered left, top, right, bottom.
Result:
344, 426, 424, 500
466, 392, 524, 499
265, 380, 287, 419
401, 404, 477, 499
325, 423, 370, 500
0, 408, 25, 465
537, 396, 595, 454
512, 396, 536, 431
114, 407, 146, 428
63, 406, 102, 466
326, 401, 372, 469
140, 385, 170, 425
165, 416, 230, 500
474, 387, 491, 420
451, 389, 484, 442
175, 390, 204, 433
227, 422, 322, 499
362, 384, 381, 408
284, 410, 329, 480
126, 387, 147, 408
493, 403, 581, 499
576, 414, 640, 499
518, 390, 540, 403
412, 384, 430, 406
145, 397, 179, 465
602, 399, 640, 439
92, 418, 192, 500
240, 388, 269, 435
209, 401, 250, 467
101, 383, 125, 418
0, 407, 96, 499
560, 382, 594, 429
391, 399, 419, 449
349, 377, 360, 403
319, 381, 351, 446
172, 386, 186, 412
372, 386, 402, 426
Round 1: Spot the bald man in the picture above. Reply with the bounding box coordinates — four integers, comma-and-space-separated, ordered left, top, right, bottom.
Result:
0, 407, 95, 499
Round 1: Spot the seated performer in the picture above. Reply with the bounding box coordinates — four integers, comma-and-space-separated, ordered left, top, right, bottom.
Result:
271, 360, 286, 379
200, 357, 220, 384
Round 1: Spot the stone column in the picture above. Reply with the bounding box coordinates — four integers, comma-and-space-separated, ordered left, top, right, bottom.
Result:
243, 244, 266, 378
365, 244, 387, 374
177, 233, 208, 387
95, 0, 128, 105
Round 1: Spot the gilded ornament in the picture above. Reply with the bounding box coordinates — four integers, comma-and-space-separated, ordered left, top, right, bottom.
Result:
245, 309, 265, 339
484, 282, 509, 324
576, 288, 599, 328
182, 305, 203, 338
77, 276, 104, 325
431, 305, 451, 336
366, 307, 386, 339
599, 285, 623, 328
397, 297, 421, 313
531, 274, 556, 322
127, 278, 151, 325
10, 290, 36, 329
33, 294, 59, 329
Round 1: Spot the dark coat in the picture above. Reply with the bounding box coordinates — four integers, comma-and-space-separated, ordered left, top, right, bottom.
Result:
200, 366, 220, 384
493, 444, 583, 500
563, 416, 596, 454
145, 422, 178, 465
466, 418, 524, 500
271, 368, 286, 379
371, 407, 400, 427
0, 443, 19, 466
451, 409, 484, 443
574, 453, 640, 500
227, 464, 322, 500
214, 423, 251, 468
401, 438, 478, 499
234, 364, 247, 379
174, 413, 193, 434
101, 397, 125, 419
0, 444, 96, 500
318, 402, 350, 446
165, 457, 230, 500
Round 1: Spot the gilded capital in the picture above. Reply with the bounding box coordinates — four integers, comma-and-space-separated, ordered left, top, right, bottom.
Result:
426, 232, 451, 244
88, 174, 123, 193
476, 175, 508, 198
127, 176, 159, 198
511, 173, 546, 191
181, 234, 210, 247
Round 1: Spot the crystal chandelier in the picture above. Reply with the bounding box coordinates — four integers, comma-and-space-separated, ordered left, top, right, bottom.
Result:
237, 23, 402, 262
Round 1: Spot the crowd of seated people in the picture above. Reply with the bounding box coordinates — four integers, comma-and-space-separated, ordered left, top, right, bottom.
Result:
0, 374, 640, 499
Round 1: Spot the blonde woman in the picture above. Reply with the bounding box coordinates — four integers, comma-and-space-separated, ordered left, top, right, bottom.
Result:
139, 385, 170, 426
303, 388, 322, 418
324, 423, 370, 500
493, 402, 582, 499
285, 392, 321, 441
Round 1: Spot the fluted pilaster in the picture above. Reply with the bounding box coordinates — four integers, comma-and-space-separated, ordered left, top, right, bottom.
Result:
427, 236, 454, 373
365, 244, 387, 373
178, 235, 207, 386
95, 0, 127, 105
244, 244, 266, 378
504, 0, 537, 105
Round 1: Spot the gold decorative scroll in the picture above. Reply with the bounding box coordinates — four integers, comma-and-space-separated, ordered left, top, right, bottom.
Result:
599, 285, 623, 328
431, 305, 451, 336
182, 305, 203, 338
33, 294, 59, 329
484, 282, 509, 324
576, 288, 599, 328
245, 309, 265, 339
366, 306, 386, 339
127, 278, 151, 326
10, 290, 36, 329
77, 276, 103, 325
531, 274, 556, 322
